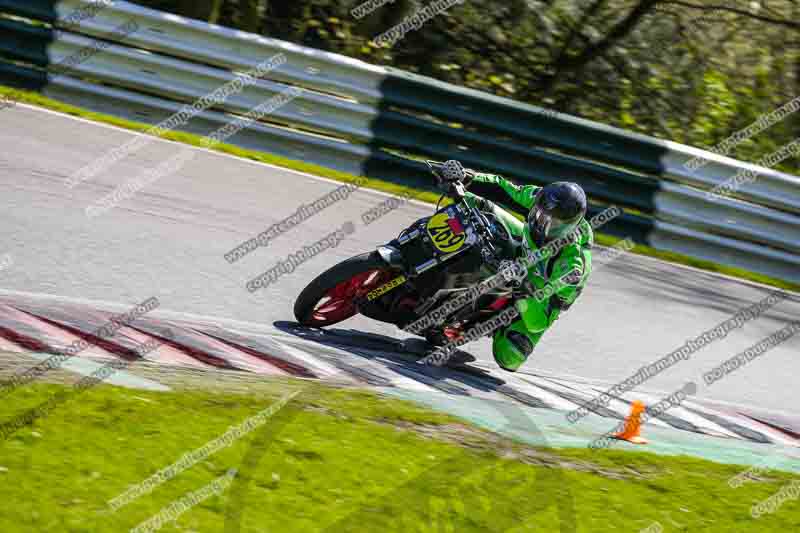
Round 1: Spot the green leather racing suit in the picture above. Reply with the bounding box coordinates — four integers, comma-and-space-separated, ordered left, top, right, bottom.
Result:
463, 173, 593, 371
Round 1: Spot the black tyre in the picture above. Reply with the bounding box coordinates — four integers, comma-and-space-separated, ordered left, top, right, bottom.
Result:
293, 252, 397, 327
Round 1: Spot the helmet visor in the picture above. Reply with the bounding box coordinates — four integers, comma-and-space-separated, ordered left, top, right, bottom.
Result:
528, 206, 580, 245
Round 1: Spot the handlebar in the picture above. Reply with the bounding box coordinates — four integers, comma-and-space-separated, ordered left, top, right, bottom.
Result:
425, 160, 475, 200
425, 161, 499, 259
425, 160, 475, 181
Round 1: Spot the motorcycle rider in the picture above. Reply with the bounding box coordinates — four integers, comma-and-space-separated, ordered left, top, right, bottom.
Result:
435, 160, 593, 372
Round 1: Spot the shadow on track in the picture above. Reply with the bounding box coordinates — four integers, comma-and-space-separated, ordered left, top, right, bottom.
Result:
273, 321, 552, 409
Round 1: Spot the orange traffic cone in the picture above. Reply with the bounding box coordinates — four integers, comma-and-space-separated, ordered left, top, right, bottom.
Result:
613, 400, 649, 444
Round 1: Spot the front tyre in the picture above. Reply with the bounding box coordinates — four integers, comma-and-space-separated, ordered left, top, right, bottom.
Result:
293, 252, 397, 327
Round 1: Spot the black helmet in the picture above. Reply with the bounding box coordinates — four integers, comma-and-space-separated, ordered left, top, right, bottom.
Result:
525, 182, 587, 248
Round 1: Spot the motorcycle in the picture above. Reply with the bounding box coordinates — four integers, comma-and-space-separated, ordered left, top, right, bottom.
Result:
293, 161, 523, 347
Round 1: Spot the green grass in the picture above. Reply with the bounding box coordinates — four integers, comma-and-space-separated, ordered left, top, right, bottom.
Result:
3, 85, 798, 294
0, 381, 798, 532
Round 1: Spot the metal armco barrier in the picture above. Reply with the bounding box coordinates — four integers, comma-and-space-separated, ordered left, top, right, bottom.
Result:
1, 0, 798, 283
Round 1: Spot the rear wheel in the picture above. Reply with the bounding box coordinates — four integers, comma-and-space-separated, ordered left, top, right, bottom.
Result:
293, 252, 398, 327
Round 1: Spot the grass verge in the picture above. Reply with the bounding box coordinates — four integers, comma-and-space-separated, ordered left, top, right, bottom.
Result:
2, 85, 798, 294
0, 380, 798, 532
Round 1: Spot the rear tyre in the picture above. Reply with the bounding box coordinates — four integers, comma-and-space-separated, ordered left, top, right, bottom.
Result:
293, 252, 397, 327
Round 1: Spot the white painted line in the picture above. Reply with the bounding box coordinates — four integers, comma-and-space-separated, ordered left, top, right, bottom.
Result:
616, 391, 741, 438
539, 372, 800, 420
0, 288, 290, 337
281, 335, 438, 392
683, 401, 800, 447
0, 289, 794, 422
506, 374, 583, 411
252, 335, 346, 379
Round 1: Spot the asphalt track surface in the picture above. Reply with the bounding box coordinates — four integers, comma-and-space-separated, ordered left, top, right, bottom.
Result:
1, 103, 798, 423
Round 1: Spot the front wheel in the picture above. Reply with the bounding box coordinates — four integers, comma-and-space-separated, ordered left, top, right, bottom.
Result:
293, 252, 398, 327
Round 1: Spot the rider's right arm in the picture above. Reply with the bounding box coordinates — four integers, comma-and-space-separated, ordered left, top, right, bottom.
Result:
467, 173, 539, 217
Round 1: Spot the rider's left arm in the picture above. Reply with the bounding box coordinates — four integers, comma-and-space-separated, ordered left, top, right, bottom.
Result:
465, 173, 539, 216
514, 242, 592, 333
518, 218, 593, 323
550, 246, 591, 310
550, 222, 593, 309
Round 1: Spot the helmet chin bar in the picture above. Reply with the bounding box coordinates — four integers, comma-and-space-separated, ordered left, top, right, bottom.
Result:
528, 208, 552, 248
534, 220, 551, 248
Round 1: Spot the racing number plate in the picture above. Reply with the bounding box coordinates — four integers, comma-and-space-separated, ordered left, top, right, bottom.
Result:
426, 212, 467, 254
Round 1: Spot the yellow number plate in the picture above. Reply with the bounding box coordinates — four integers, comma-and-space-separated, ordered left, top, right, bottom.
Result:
426, 213, 466, 253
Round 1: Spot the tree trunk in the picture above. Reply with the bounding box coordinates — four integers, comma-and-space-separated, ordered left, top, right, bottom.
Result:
541, 0, 659, 94
208, 0, 224, 24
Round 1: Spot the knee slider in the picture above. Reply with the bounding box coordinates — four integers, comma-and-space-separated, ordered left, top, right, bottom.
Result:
507, 330, 534, 357
493, 329, 534, 372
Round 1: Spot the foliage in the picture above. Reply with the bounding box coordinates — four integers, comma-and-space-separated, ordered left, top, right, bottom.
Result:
127, 0, 799, 174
